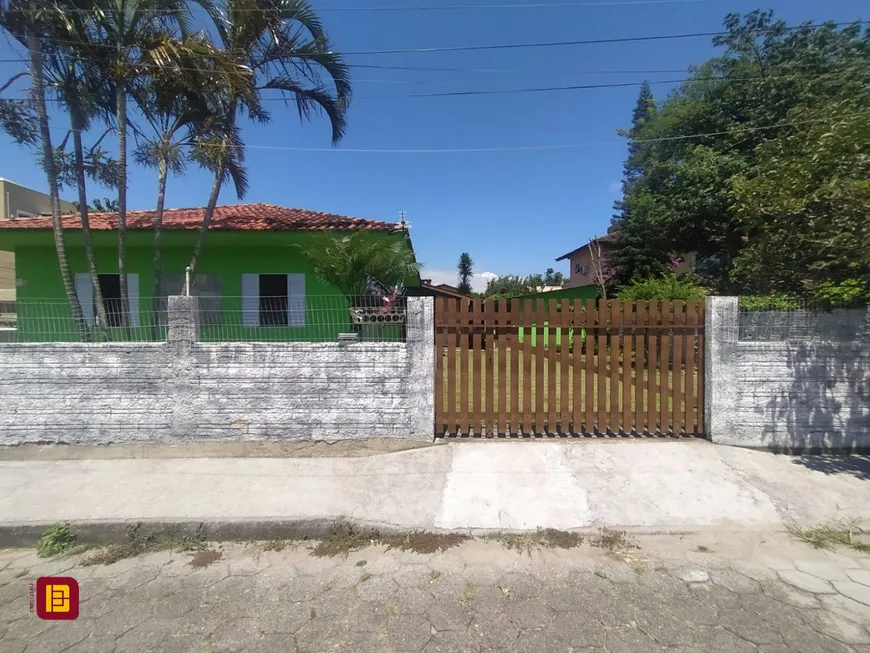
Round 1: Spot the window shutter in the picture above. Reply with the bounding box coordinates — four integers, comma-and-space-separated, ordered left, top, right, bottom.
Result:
287, 274, 306, 327
127, 274, 139, 326
74, 273, 94, 326
241, 274, 259, 327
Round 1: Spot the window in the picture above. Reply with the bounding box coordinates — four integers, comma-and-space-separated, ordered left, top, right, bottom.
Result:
241, 273, 305, 327
574, 264, 588, 276
159, 274, 223, 325
74, 273, 139, 327
259, 274, 288, 326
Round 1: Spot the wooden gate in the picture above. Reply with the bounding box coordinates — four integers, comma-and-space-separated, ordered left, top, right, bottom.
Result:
434, 298, 705, 437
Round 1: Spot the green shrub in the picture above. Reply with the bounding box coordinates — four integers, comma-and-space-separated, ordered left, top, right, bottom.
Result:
617, 275, 707, 301
37, 522, 77, 558
739, 294, 800, 311
813, 279, 868, 305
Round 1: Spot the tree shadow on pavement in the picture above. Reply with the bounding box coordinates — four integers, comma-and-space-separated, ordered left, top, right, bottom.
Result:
790, 455, 870, 481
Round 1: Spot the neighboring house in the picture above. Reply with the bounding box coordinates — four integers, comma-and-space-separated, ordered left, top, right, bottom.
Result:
557, 228, 695, 290
416, 280, 471, 301
0, 203, 416, 341
0, 178, 77, 303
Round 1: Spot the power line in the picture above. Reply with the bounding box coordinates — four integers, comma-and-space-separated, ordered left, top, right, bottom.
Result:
1, 69, 861, 102
137, 117, 839, 152
6, 20, 866, 58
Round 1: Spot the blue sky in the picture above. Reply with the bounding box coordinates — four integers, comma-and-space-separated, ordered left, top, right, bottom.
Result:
0, 0, 866, 290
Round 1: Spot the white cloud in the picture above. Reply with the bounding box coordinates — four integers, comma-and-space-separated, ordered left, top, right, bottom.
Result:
422, 268, 496, 293
609, 181, 622, 195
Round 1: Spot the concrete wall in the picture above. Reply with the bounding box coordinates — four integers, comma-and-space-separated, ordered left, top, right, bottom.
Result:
0, 297, 435, 445
706, 296, 870, 452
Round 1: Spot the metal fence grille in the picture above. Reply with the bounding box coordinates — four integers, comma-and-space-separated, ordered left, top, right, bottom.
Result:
0, 295, 407, 343
737, 298, 870, 342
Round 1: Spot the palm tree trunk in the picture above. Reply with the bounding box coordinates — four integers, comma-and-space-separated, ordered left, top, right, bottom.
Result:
150, 156, 168, 338
188, 105, 237, 276
116, 84, 130, 335
71, 111, 109, 337
25, 19, 87, 338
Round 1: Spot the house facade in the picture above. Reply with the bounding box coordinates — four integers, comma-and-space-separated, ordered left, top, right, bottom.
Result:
0, 178, 77, 302
0, 203, 416, 341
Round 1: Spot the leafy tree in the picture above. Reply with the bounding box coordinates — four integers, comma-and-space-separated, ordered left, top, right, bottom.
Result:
616, 275, 707, 301
457, 252, 474, 295
543, 267, 564, 286
0, 1, 86, 334
188, 0, 351, 276
610, 11, 870, 294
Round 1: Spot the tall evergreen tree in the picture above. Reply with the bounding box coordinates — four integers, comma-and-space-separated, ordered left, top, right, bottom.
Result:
610, 81, 670, 286
457, 252, 474, 295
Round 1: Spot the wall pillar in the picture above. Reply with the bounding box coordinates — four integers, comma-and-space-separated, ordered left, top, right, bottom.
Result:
167, 296, 199, 344
704, 296, 738, 443
406, 296, 435, 440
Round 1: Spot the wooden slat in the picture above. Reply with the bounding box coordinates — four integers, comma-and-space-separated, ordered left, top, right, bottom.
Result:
609, 300, 621, 434
458, 299, 470, 435
621, 301, 633, 434
635, 301, 648, 434
484, 302, 495, 437
511, 299, 521, 434
535, 299, 546, 433
647, 300, 659, 435
672, 302, 685, 436
472, 299, 483, 436
584, 299, 596, 434
497, 299, 508, 436
445, 299, 457, 435
697, 300, 705, 434
570, 300, 583, 434
597, 300, 607, 435
659, 300, 672, 436
434, 298, 445, 435
684, 301, 697, 435
559, 299, 572, 435
523, 299, 533, 434
547, 300, 557, 433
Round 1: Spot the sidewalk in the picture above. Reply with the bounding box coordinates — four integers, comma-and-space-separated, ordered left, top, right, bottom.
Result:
0, 441, 868, 543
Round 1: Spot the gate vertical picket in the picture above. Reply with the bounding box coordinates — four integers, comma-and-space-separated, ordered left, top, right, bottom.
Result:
458, 299, 470, 435
609, 301, 621, 434
485, 301, 495, 437
560, 299, 571, 434
597, 300, 607, 434
647, 300, 659, 435
511, 299, 520, 433
435, 298, 445, 436
672, 301, 686, 436
635, 301, 648, 434
498, 299, 508, 437
534, 299, 545, 433
621, 300, 633, 434
547, 300, 557, 433
471, 299, 483, 436
697, 300, 706, 434
584, 299, 596, 434
659, 300, 672, 436
523, 299, 533, 434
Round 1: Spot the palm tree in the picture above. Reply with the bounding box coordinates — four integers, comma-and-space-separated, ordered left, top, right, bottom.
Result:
188, 0, 351, 275
78, 0, 203, 330
0, 1, 88, 335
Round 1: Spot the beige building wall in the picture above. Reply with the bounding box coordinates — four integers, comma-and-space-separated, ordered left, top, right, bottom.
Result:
561, 245, 696, 289
0, 179, 77, 300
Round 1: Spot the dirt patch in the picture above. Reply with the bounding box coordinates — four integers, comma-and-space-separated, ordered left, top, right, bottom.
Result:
189, 549, 223, 568
81, 523, 205, 566
310, 524, 469, 558
382, 532, 470, 555
590, 528, 638, 552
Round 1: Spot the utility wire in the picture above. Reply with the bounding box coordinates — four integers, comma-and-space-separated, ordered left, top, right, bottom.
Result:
0, 69, 861, 101
6, 20, 866, 57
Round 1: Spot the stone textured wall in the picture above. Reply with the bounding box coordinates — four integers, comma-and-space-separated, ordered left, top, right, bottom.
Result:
0, 298, 435, 445
706, 297, 870, 452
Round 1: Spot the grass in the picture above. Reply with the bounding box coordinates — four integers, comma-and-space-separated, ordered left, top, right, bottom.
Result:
786, 522, 870, 553
359, 572, 372, 583
590, 528, 637, 552
80, 523, 206, 566
438, 346, 702, 434
458, 582, 475, 605
594, 570, 608, 579
484, 528, 583, 555
310, 523, 469, 558
695, 545, 711, 553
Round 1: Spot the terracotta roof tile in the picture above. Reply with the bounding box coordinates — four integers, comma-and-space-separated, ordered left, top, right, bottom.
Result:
0, 203, 399, 232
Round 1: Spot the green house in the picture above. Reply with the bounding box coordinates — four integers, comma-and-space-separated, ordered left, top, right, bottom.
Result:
0, 203, 417, 342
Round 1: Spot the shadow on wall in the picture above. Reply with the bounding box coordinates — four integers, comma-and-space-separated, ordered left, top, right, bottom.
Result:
763, 340, 870, 464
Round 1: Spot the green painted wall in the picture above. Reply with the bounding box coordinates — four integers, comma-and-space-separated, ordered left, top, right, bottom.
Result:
9, 230, 413, 342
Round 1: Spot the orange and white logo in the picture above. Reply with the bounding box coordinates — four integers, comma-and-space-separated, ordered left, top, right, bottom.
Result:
34, 577, 79, 620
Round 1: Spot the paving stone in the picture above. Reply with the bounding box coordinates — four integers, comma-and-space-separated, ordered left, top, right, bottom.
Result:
689, 626, 756, 652
679, 569, 710, 583
780, 623, 855, 653
795, 560, 853, 583
820, 612, 870, 645
468, 611, 518, 649
114, 617, 181, 651
819, 592, 870, 622
779, 569, 837, 594
425, 599, 475, 632
64, 636, 119, 653
253, 599, 312, 634
423, 629, 479, 653
709, 568, 761, 594
382, 615, 432, 650
355, 574, 399, 601
504, 599, 555, 630
282, 574, 330, 603
603, 626, 658, 652
832, 580, 870, 606
22, 620, 96, 653
846, 568, 870, 587
720, 607, 785, 645
392, 586, 434, 615
514, 629, 576, 653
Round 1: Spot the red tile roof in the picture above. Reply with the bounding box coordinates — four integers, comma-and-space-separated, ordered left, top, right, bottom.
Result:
0, 203, 399, 232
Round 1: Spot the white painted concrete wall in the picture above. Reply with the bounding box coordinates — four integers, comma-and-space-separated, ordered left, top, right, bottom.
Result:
0, 297, 435, 445
705, 296, 870, 452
